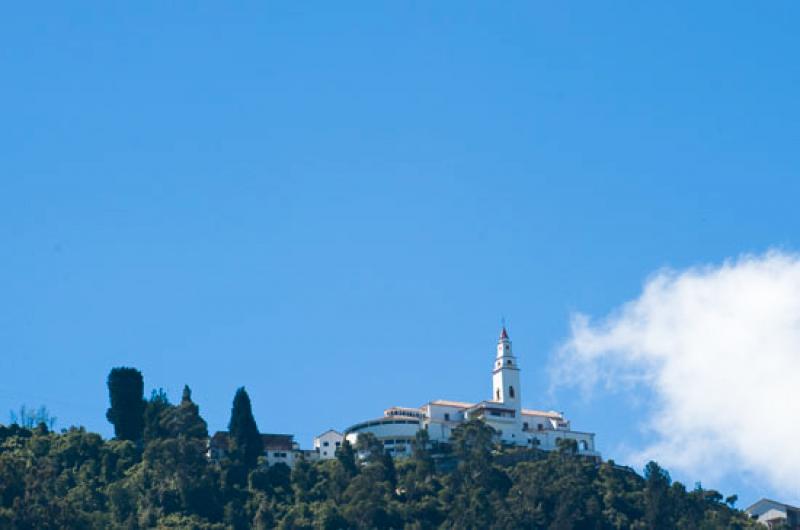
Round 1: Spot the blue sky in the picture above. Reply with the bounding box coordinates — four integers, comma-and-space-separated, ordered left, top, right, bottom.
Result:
2, 2, 799, 506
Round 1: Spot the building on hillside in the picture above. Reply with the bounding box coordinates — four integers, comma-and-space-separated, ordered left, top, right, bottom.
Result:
342, 327, 598, 459
208, 431, 315, 467
314, 429, 344, 460
745, 498, 800, 529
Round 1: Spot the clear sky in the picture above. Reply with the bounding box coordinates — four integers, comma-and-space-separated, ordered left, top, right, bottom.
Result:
2, 1, 799, 507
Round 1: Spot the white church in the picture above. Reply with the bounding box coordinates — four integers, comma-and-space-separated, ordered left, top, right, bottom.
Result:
334, 327, 598, 459
211, 327, 598, 465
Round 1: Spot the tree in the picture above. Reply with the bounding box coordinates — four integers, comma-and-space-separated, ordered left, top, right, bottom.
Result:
444, 420, 510, 530
291, 459, 320, 503
355, 433, 384, 465
160, 385, 208, 439
335, 440, 358, 478
106, 367, 146, 441
450, 419, 496, 462
9, 405, 57, 430
644, 460, 674, 529
227, 387, 263, 470
143, 389, 172, 441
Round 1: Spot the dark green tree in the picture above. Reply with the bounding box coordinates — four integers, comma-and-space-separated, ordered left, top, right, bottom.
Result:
143, 388, 172, 441
161, 385, 208, 439
291, 459, 320, 503
106, 367, 146, 441
335, 440, 358, 478
228, 387, 263, 470
444, 420, 510, 530
644, 460, 674, 529
355, 432, 384, 465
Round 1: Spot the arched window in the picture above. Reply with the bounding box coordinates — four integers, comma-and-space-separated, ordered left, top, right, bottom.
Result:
507, 360, 512, 365
509, 386, 515, 398
496, 389, 500, 400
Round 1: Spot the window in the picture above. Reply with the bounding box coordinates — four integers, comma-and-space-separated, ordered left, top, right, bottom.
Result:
335, 441, 341, 447
537, 423, 543, 431
444, 413, 450, 421
507, 360, 512, 365
323, 441, 329, 447
509, 386, 515, 398
323, 451, 327, 456
496, 389, 500, 400
523, 422, 529, 431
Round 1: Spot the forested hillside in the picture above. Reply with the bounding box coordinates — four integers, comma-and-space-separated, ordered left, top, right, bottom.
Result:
0, 368, 758, 529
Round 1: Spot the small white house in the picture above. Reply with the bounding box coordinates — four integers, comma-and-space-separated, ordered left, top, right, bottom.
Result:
313, 429, 344, 459
262, 434, 300, 468
746, 498, 800, 529
208, 431, 303, 468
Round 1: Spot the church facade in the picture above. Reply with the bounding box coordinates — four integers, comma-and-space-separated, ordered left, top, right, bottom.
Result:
342, 327, 598, 459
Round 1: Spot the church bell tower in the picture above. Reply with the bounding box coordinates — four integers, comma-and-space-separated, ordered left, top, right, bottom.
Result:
492, 326, 521, 412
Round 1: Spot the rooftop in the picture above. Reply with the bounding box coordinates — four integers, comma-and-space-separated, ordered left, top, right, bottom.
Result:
428, 399, 474, 408
746, 498, 800, 514
209, 431, 295, 451
426, 401, 565, 419
521, 409, 564, 419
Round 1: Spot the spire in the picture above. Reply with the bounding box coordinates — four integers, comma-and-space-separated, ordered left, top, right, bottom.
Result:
500, 326, 509, 340
496, 324, 513, 359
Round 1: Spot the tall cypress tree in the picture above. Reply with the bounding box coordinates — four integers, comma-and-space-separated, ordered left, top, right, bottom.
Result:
106, 367, 146, 441
228, 387, 263, 469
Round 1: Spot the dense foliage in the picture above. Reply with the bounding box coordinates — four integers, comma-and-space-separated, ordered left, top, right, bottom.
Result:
0, 371, 760, 529
228, 387, 263, 473
106, 367, 146, 442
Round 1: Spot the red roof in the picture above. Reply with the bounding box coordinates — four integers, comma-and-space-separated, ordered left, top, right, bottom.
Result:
262, 434, 294, 451
209, 431, 295, 451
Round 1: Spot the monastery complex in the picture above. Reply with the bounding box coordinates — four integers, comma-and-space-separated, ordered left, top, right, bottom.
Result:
210, 327, 598, 466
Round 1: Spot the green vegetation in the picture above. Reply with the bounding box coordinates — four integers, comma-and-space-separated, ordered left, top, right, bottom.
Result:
0, 369, 759, 529
228, 387, 264, 472
106, 367, 146, 442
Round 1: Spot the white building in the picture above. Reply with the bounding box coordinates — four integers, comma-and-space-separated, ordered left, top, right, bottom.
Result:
746, 498, 800, 529
262, 433, 302, 467
208, 431, 307, 467
314, 429, 344, 460
343, 327, 598, 458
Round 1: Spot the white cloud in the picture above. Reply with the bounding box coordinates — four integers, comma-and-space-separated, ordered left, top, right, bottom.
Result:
554, 250, 800, 499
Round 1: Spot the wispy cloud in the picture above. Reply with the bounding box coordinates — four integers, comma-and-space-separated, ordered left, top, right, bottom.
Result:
554, 251, 800, 499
